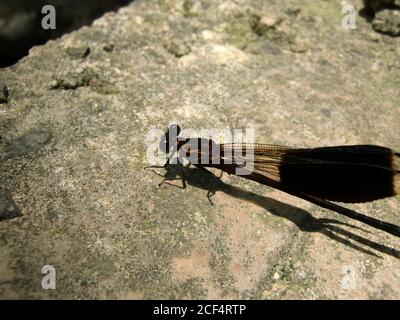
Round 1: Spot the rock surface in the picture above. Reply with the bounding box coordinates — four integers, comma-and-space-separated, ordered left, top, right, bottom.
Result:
0, 0, 400, 299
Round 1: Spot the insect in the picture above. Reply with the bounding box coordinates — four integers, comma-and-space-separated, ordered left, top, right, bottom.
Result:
147, 124, 400, 237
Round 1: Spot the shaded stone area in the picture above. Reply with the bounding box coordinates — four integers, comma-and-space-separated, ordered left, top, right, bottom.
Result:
0, 189, 20, 220
0, 0, 133, 67
0, 0, 399, 299
0, 83, 9, 104
3, 128, 51, 159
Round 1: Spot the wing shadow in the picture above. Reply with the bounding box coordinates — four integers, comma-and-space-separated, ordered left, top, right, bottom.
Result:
153, 164, 400, 259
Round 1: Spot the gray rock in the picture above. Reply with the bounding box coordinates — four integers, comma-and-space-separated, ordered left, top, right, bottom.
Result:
164, 38, 191, 58
0, 0, 399, 300
0, 188, 21, 220
372, 9, 400, 36
103, 43, 115, 52
251, 15, 283, 36
65, 46, 91, 59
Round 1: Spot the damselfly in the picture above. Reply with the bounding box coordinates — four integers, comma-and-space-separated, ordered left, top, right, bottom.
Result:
147, 125, 400, 237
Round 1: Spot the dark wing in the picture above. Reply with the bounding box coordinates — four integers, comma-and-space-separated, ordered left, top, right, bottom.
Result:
220, 143, 399, 203
220, 143, 290, 181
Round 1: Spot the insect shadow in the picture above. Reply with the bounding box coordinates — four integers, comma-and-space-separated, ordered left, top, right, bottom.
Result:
150, 163, 400, 260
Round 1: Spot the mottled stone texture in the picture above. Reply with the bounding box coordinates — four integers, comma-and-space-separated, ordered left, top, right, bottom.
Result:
0, 0, 400, 299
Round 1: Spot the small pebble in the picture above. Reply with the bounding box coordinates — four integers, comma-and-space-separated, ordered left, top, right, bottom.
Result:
164, 39, 191, 58
103, 43, 115, 52
372, 9, 400, 36
252, 15, 283, 36
66, 46, 91, 59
